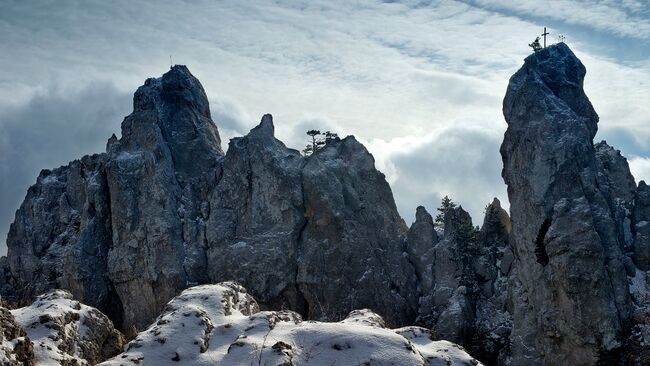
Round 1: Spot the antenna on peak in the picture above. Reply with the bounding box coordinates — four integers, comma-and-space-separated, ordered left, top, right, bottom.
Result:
170, 55, 173, 69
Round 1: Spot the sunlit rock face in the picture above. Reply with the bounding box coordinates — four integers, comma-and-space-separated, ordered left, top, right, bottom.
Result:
500, 43, 646, 365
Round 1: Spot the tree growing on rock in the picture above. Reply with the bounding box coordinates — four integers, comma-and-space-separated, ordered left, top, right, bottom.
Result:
434, 195, 456, 228
303, 130, 339, 155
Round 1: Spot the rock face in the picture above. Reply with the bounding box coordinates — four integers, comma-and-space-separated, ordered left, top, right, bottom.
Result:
1, 65, 417, 334
405, 43, 648, 365
298, 135, 417, 326
2, 154, 117, 319
406, 199, 512, 365
98, 282, 482, 366
500, 43, 645, 365
2, 46, 649, 365
104, 65, 224, 332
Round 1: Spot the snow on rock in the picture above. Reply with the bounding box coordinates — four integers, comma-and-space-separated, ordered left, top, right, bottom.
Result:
0, 306, 34, 365
100, 282, 482, 366
11, 290, 124, 365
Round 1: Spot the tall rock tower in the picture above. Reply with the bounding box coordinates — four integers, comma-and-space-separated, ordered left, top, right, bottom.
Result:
501, 43, 645, 364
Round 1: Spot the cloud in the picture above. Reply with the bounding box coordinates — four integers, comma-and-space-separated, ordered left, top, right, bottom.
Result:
629, 157, 650, 185
365, 124, 507, 225
0, 82, 131, 255
209, 97, 254, 145
471, 0, 650, 39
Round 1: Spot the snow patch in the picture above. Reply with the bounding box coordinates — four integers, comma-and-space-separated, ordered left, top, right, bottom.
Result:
99, 282, 482, 366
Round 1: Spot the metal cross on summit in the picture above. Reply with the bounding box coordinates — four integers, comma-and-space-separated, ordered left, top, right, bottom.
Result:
542, 27, 549, 48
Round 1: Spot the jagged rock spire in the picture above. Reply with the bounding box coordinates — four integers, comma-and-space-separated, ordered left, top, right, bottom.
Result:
501, 43, 639, 365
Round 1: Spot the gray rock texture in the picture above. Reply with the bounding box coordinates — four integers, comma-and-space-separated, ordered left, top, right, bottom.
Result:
406, 206, 438, 326
500, 43, 643, 365
104, 65, 224, 332
2, 154, 118, 322
1, 65, 417, 335
405, 198, 513, 365
633, 181, 650, 271
205, 115, 306, 315
298, 135, 417, 326
2, 45, 648, 365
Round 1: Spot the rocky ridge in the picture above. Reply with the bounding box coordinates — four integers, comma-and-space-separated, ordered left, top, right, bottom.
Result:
1, 65, 416, 334
0, 43, 648, 365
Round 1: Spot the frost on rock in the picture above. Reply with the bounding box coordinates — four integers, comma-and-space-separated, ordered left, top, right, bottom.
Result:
0, 306, 34, 365
99, 282, 482, 366
11, 290, 124, 365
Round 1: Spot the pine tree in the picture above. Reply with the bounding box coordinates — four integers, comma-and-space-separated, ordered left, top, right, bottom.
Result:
434, 195, 456, 228
303, 130, 323, 155
303, 130, 338, 156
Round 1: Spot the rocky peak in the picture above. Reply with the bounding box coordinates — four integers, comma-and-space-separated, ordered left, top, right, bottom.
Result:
114, 65, 223, 178
134, 65, 210, 117
501, 43, 639, 365
504, 43, 598, 136
415, 205, 434, 224
258, 113, 274, 132
405, 206, 438, 326
481, 198, 511, 240
594, 140, 637, 204
443, 206, 474, 240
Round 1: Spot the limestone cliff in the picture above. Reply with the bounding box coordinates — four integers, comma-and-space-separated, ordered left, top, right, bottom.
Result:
1, 65, 417, 334
1, 46, 648, 365
501, 43, 646, 365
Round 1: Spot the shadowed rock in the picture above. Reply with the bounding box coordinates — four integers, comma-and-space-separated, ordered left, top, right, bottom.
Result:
1, 66, 418, 333
501, 43, 638, 365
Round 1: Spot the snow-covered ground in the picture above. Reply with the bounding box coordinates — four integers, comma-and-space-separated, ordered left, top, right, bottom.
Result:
11, 290, 124, 366
99, 282, 482, 366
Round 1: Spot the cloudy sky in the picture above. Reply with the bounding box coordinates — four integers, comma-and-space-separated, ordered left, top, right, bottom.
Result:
1, 0, 649, 254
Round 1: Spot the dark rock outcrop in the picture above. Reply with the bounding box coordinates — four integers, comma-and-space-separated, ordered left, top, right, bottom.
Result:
406, 198, 513, 365
298, 135, 417, 326
500, 43, 642, 365
406, 206, 438, 326
3, 154, 117, 321
405, 44, 648, 365
105, 65, 224, 331
2, 45, 648, 365
205, 114, 306, 314
1, 65, 417, 333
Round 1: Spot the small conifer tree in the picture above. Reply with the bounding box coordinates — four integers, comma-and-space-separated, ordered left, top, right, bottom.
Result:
303, 130, 338, 156
434, 195, 456, 228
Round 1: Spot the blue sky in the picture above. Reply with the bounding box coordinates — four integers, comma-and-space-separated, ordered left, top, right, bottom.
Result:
0, 0, 649, 254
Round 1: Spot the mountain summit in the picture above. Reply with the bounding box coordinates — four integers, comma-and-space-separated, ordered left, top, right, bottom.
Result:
501, 43, 647, 365
1, 65, 417, 333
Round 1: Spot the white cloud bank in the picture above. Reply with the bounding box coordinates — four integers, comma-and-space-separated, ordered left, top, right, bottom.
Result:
629, 157, 650, 184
